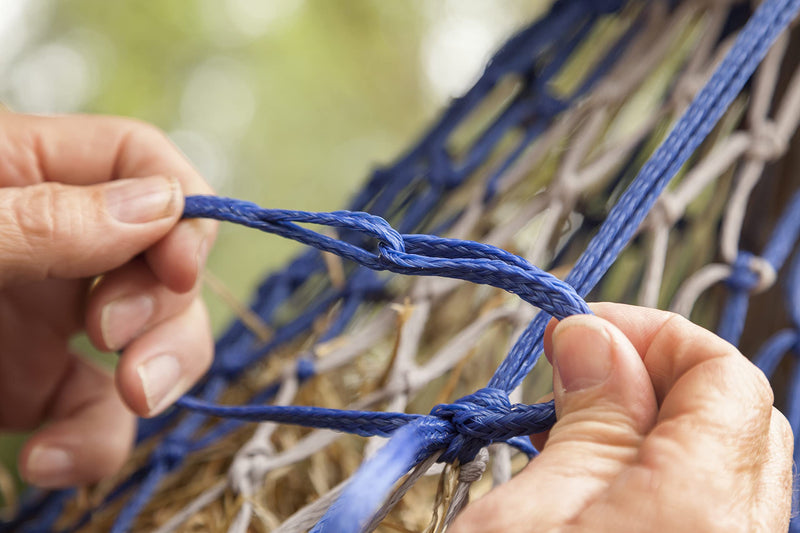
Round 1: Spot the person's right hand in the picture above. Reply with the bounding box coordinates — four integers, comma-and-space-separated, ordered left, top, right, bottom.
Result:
451, 303, 794, 532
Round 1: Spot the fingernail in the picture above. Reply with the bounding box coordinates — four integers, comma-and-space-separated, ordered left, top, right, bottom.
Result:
26, 446, 74, 487
105, 176, 179, 224
101, 294, 155, 351
138, 354, 183, 415
552, 316, 612, 392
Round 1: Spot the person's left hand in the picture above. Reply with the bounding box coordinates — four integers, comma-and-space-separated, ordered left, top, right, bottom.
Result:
0, 113, 217, 488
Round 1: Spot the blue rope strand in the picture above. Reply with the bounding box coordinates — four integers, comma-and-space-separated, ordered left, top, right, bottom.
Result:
182, 196, 592, 320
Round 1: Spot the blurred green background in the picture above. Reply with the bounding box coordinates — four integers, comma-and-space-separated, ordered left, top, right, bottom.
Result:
0, 0, 548, 509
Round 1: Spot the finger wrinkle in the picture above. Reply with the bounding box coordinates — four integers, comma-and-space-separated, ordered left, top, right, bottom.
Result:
641, 414, 765, 497
551, 408, 649, 445
646, 314, 741, 405
0, 126, 44, 185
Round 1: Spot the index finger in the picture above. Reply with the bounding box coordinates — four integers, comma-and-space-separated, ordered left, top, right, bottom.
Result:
575, 303, 775, 471
573, 303, 787, 531
581, 303, 771, 411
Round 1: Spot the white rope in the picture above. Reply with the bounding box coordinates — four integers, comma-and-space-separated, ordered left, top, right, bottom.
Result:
671, 33, 800, 317
442, 448, 490, 528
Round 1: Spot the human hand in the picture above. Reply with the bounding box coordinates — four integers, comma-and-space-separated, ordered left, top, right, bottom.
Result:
450, 303, 793, 532
0, 113, 217, 488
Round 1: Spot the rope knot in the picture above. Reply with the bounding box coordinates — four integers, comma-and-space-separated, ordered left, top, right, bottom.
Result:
727, 252, 776, 293
430, 388, 552, 464
457, 447, 489, 484
748, 122, 787, 161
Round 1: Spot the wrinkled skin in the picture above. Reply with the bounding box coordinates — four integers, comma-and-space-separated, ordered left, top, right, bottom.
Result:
451, 303, 793, 533
0, 113, 216, 488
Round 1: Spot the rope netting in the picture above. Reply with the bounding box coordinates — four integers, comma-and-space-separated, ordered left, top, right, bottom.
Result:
4, 0, 800, 531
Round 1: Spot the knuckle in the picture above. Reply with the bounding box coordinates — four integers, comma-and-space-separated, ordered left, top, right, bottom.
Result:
12, 184, 60, 244
653, 311, 695, 348
771, 407, 793, 452
744, 360, 775, 408
661, 309, 691, 331
11, 184, 84, 256
118, 118, 216, 193
114, 117, 216, 195
3, 183, 92, 281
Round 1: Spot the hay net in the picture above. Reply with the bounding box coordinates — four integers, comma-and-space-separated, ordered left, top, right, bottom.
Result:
5, 0, 800, 531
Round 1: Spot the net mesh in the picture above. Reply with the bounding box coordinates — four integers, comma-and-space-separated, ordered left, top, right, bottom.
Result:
4, 0, 800, 531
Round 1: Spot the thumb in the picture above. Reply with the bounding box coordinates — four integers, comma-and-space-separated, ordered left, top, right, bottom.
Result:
450, 314, 659, 533
0, 176, 182, 285
548, 313, 658, 439
528, 314, 660, 526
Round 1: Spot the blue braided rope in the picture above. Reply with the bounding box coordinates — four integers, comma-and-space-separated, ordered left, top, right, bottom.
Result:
8, 0, 791, 531
314, 0, 800, 530
181, 196, 591, 319
178, 388, 555, 464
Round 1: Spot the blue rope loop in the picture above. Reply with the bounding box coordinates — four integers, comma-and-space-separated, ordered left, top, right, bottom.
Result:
183, 195, 593, 320
715, 191, 800, 345
726, 251, 763, 292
